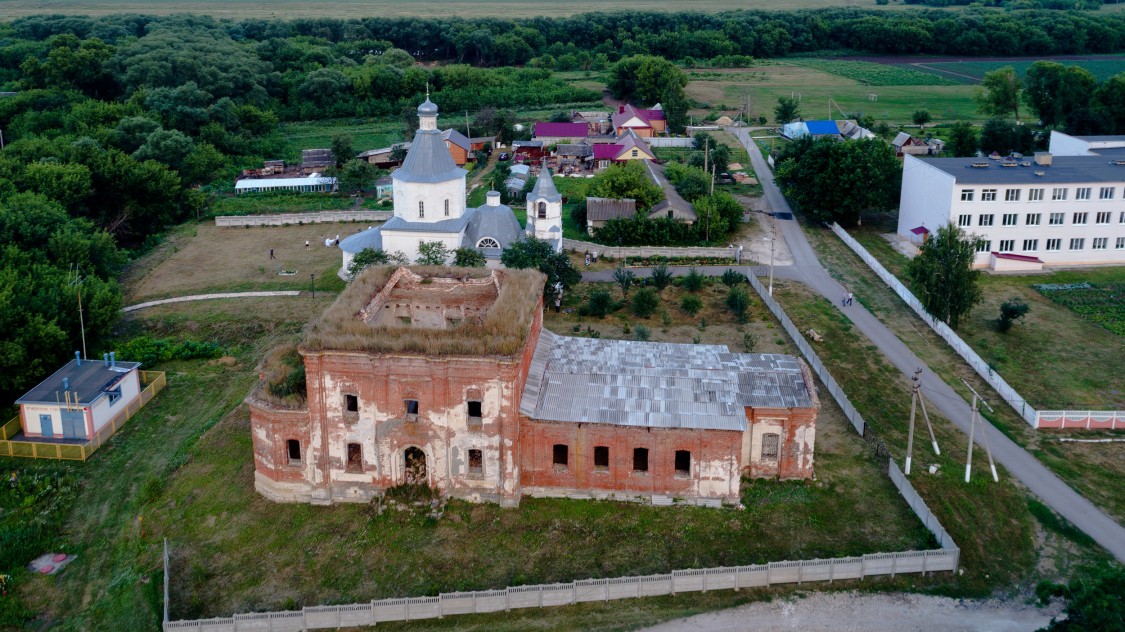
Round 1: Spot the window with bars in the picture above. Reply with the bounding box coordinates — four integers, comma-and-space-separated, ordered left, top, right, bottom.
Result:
761, 434, 780, 461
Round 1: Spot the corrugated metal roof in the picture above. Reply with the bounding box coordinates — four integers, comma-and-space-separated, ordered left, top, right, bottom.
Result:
586, 197, 636, 221
519, 332, 813, 431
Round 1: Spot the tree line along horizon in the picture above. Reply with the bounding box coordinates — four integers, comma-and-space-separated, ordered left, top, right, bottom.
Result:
0, 9, 1123, 403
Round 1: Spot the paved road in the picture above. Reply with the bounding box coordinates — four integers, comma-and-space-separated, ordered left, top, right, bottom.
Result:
122, 291, 302, 313
723, 127, 1125, 563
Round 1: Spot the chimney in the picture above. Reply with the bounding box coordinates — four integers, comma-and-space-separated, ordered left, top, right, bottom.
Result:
110, 352, 116, 368
486, 190, 501, 207
619, 105, 625, 114
75, 351, 81, 367
1034, 152, 1053, 167
103, 353, 109, 367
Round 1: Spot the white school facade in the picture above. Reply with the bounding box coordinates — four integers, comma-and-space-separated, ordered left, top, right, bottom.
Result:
898, 152, 1125, 269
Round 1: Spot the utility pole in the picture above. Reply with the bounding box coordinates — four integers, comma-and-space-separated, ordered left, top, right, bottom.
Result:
703, 137, 709, 176
68, 266, 87, 359
465, 110, 471, 143
904, 368, 940, 476
962, 379, 998, 483
764, 237, 775, 296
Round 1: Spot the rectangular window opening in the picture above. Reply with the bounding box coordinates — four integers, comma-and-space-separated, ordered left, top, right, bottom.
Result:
633, 448, 649, 472
404, 399, 419, 420
287, 439, 301, 464
346, 442, 362, 473
761, 433, 780, 461
553, 444, 569, 468
674, 450, 691, 476
594, 446, 609, 470
467, 400, 482, 422
345, 394, 358, 413
468, 449, 483, 474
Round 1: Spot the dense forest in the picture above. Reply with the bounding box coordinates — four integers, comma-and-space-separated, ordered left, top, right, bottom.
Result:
0, 7, 1123, 400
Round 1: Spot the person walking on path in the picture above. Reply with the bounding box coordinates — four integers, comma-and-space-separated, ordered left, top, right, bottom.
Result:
842, 291, 849, 306
846, 292, 854, 306
270, 248, 276, 260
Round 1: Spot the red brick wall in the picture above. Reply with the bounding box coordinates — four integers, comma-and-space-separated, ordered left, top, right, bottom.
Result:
518, 420, 743, 502
250, 404, 312, 485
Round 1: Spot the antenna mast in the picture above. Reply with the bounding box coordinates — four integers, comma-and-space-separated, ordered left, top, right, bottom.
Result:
68, 265, 87, 360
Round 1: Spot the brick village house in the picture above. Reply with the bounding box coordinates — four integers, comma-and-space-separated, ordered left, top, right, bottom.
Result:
249, 267, 819, 508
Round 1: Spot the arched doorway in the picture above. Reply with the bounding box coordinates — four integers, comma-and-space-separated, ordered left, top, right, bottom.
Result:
403, 447, 427, 484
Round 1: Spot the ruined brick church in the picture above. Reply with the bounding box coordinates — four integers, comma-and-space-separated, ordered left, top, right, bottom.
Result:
249, 266, 820, 508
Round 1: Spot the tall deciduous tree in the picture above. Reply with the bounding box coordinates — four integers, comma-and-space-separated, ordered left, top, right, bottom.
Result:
976, 66, 1022, 122
500, 237, 580, 298
588, 161, 663, 212
774, 137, 901, 226
774, 96, 800, 124
1092, 73, 1125, 135
1023, 62, 1096, 129
946, 121, 978, 157
608, 55, 687, 108
906, 223, 983, 330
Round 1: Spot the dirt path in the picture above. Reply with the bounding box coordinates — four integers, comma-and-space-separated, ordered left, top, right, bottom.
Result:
640, 591, 1058, 632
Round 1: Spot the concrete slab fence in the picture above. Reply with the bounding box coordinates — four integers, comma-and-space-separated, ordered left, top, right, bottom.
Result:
829, 223, 1124, 431
561, 238, 738, 261
214, 211, 391, 227
162, 548, 957, 631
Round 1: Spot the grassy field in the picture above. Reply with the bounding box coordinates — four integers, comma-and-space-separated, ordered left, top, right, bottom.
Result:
121, 222, 355, 302
684, 63, 980, 125
208, 193, 359, 217
911, 58, 1125, 84
802, 219, 1125, 523
792, 59, 958, 86
280, 119, 404, 159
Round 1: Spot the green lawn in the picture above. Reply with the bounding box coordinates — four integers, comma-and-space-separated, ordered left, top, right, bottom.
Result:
768, 280, 1112, 593
208, 192, 357, 216
803, 219, 1125, 524
280, 119, 405, 161
686, 63, 979, 125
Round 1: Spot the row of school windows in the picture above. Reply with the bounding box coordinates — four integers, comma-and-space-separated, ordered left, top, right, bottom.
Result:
960, 186, 1119, 203
343, 394, 483, 423
958, 211, 1125, 228
976, 237, 1125, 253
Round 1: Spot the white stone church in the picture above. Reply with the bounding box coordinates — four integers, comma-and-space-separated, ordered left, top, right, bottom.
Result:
339, 98, 562, 278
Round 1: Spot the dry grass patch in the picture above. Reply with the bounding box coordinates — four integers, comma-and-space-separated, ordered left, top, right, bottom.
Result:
304, 266, 545, 357
124, 222, 364, 301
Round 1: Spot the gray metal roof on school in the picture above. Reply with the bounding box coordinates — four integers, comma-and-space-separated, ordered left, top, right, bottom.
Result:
394, 128, 466, 184
915, 155, 1125, 185
519, 331, 813, 431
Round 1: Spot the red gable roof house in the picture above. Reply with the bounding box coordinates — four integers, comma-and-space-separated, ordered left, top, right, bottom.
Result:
533, 122, 591, 144
592, 130, 656, 170
611, 104, 666, 138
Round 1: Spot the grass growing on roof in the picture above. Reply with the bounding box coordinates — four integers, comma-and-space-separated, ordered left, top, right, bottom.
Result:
303, 266, 545, 357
